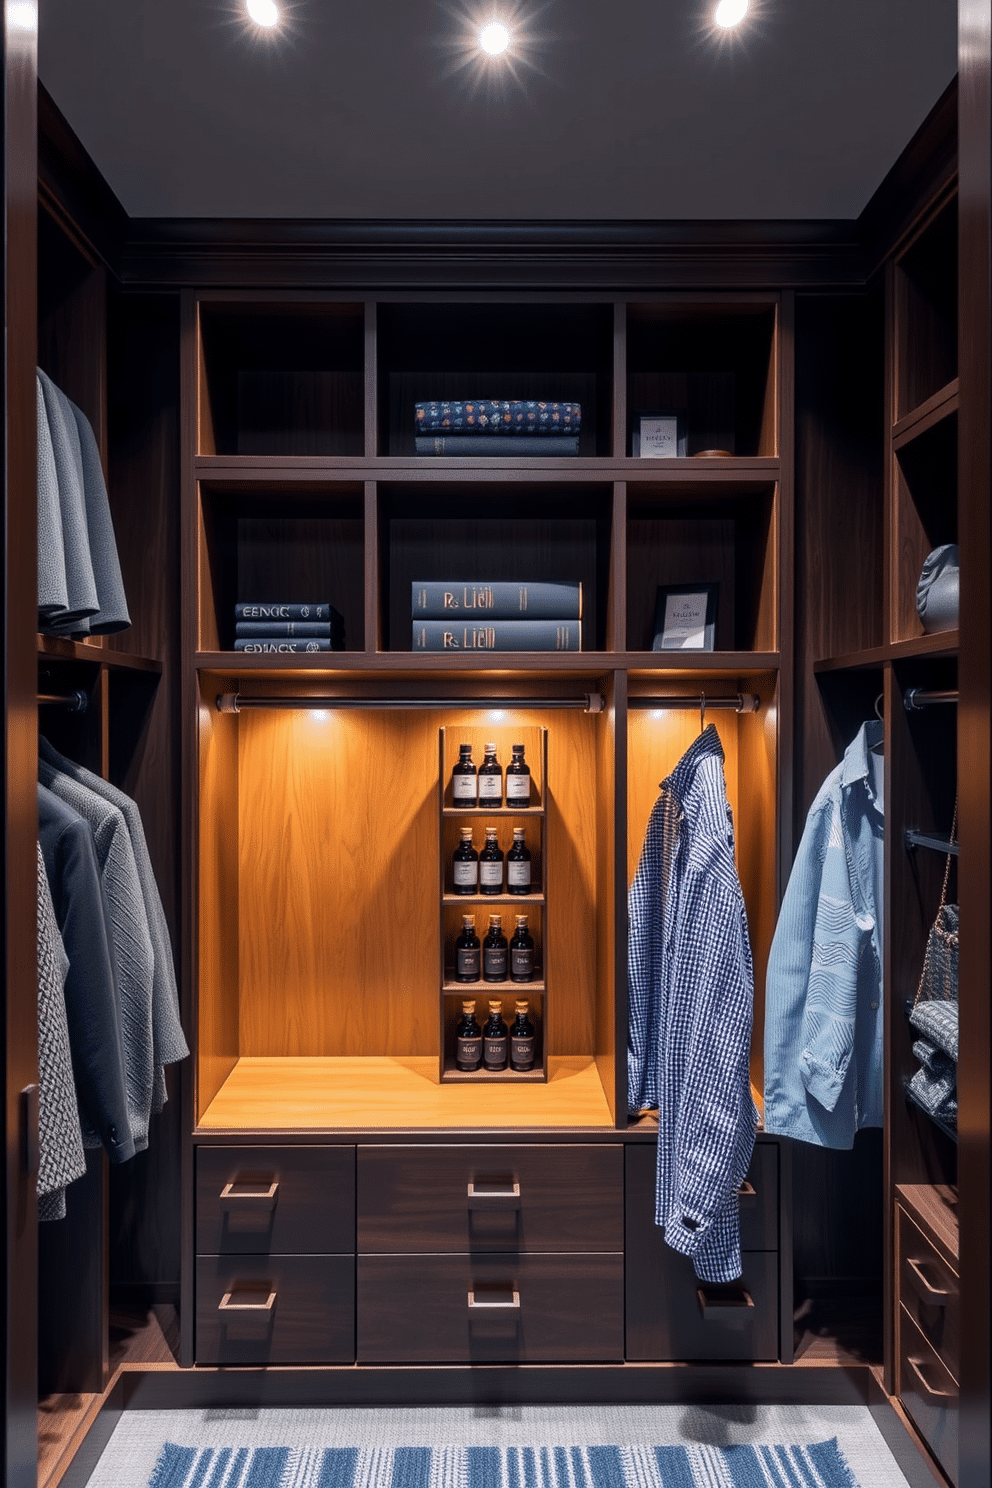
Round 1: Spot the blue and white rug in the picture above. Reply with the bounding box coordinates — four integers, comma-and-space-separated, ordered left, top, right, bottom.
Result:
149, 1439, 862, 1488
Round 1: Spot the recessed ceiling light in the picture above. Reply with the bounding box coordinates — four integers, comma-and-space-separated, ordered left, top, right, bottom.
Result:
479, 21, 511, 55
247, 0, 280, 26
714, 0, 748, 25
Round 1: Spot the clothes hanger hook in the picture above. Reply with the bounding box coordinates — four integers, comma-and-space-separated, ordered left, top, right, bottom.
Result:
699, 692, 706, 734
874, 692, 884, 722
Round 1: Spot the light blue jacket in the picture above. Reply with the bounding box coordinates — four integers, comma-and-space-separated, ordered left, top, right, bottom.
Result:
763, 721, 884, 1148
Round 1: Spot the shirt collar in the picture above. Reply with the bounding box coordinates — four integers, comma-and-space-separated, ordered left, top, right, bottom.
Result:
661, 723, 725, 801
841, 719, 884, 794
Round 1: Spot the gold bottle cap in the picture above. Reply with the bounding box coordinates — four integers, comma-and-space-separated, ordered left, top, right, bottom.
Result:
485, 825, 498, 838
515, 915, 528, 927
489, 914, 502, 927
462, 1000, 476, 1015
515, 1000, 529, 1014
485, 742, 497, 752
460, 826, 473, 840
462, 915, 474, 929
488, 999, 502, 1014
513, 827, 526, 839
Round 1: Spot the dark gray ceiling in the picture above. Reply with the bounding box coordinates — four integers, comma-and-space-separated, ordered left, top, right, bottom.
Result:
39, 0, 957, 221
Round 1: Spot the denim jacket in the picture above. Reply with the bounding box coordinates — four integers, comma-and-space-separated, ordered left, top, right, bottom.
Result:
763, 721, 884, 1148
628, 726, 758, 1283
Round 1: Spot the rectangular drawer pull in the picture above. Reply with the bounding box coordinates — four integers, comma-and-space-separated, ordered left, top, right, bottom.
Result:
468, 1289, 521, 1309
697, 1287, 755, 1320
218, 1289, 277, 1313
220, 1180, 279, 1211
906, 1257, 951, 1304
907, 1355, 956, 1400
467, 1182, 521, 1210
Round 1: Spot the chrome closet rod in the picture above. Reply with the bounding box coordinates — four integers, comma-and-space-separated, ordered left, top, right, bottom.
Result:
629, 693, 760, 713
903, 688, 959, 711
37, 690, 88, 713
216, 693, 607, 714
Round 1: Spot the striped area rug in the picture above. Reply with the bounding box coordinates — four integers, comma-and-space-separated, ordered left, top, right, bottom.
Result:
149, 1439, 862, 1488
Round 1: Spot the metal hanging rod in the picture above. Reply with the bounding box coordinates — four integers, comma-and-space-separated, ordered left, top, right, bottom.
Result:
904, 688, 958, 711
38, 690, 88, 713
905, 829, 960, 857
216, 693, 607, 715
629, 693, 760, 713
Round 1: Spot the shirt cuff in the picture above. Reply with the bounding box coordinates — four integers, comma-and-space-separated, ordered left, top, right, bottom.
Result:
799, 1048, 846, 1111
663, 1209, 709, 1259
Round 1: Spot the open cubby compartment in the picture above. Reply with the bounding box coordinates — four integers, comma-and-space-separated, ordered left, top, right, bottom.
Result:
894, 195, 958, 421
888, 658, 958, 1183
626, 299, 778, 458
625, 483, 777, 653
376, 300, 614, 457
439, 722, 547, 812
892, 412, 957, 643
196, 298, 365, 456
625, 669, 779, 1103
379, 482, 615, 652
38, 203, 107, 443
441, 989, 547, 1084
195, 681, 620, 1128
197, 481, 365, 652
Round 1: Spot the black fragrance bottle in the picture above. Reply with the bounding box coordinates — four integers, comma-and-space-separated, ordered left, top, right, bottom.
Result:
478, 826, 504, 895
455, 914, 480, 981
478, 742, 503, 806
505, 742, 531, 805
483, 913, 508, 981
510, 914, 534, 982
510, 999, 536, 1071
452, 827, 478, 895
452, 743, 478, 806
506, 827, 531, 895
483, 998, 509, 1070
455, 1000, 482, 1071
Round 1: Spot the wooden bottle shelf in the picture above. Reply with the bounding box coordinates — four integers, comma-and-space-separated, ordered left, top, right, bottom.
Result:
442, 893, 545, 907
442, 806, 545, 817
443, 978, 545, 995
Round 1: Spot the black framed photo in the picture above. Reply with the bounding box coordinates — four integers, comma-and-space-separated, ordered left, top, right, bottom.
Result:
632, 411, 686, 459
652, 583, 718, 651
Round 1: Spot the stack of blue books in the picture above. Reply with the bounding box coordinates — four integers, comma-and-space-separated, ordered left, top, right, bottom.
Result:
233, 602, 345, 653
412, 582, 582, 652
414, 400, 581, 457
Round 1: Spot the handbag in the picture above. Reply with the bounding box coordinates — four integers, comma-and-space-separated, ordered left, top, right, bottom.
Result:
911, 800, 958, 1014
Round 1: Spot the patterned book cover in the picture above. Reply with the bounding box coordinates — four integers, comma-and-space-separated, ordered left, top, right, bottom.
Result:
415, 400, 581, 434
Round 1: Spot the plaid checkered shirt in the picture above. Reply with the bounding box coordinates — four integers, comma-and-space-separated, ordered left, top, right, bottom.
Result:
627, 725, 758, 1283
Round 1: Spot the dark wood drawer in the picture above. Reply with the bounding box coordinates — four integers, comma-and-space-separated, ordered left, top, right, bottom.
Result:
196, 1146, 355, 1255
357, 1252, 624, 1362
358, 1145, 623, 1253
625, 1141, 778, 1256
899, 1306, 959, 1485
897, 1205, 959, 1382
195, 1254, 354, 1364
625, 1245, 778, 1362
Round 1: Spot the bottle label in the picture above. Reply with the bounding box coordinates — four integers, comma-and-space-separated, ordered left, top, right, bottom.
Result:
457, 1036, 482, 1066
479, 861, 503, 888
453, 862, 478, 887
511, 1036, 535, 1066
484, 948, 507, 978
453, 776, 477, 803
511, 949, 534, 978
484, 1035, 508, 1068
507, 861, 531, 888
506, 775, 530, 800
457, 947, 480, 977
479, 776, 502, 800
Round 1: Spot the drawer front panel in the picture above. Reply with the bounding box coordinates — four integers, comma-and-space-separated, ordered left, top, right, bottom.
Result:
625, 1142, 779, 1256
625, 1246, 778, 1362
358, 1145, 623, 1253
899, 1307, 958, 1485
195, 1254, 355, 1365
196, 1146, 355, 1255
897, 1206, 959, 1382
357, 1253, 624, 1362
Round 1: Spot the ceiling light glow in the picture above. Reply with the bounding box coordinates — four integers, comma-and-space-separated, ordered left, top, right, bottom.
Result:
247, 0, 280, 26
480, 21, 511, 55
714, 0, 748, 25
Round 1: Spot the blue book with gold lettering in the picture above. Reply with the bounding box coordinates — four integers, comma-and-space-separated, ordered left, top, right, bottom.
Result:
412, 619, 581, 652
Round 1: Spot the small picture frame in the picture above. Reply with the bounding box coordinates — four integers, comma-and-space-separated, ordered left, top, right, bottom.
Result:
652, 583, 718, 651
633, 411, 686, 459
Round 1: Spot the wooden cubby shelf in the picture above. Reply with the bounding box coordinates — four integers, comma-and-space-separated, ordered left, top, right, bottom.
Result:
37, 635, 163, 673
814, 631, 959, 673
892, 376, 959, 450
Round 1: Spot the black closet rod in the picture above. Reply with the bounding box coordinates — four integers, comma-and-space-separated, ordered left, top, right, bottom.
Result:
904, 688, 958, 711
216, 693, 608, 714
38, 690, 87, 713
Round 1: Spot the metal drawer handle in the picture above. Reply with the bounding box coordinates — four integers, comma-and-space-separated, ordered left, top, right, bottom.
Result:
738, 1181, 757, 1207
907, 1257, 951, 1304
697, 1286, 755, 1320
468, 1290, 521, 1309
907, 1355, 956, 1400
467, 1182, 521, 1210
219, 1181, 279, 1211
218, 1289, 277, 1313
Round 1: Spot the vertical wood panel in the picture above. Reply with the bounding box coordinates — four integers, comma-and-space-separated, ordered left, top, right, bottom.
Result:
197, 699, 240, 1113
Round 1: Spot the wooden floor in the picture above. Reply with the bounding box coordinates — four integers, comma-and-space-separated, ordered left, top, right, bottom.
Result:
198, 1055, 616, 1129
38, 1305, 178, 1488
791, 1297, 884, 1367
